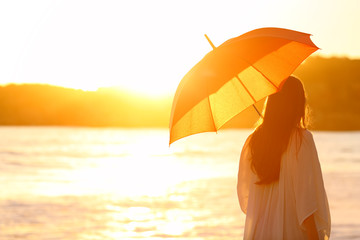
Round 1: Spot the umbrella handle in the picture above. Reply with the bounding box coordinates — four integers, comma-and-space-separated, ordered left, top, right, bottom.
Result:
204, 34, 216, 50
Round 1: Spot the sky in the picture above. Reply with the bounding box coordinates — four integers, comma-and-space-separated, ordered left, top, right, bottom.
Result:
0, 0, 359, 95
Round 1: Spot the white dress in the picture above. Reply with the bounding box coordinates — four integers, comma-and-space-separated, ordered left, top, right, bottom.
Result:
237, 129, 331, 240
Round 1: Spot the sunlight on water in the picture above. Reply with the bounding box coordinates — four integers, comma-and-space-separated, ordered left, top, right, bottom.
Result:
0, 127, 359, 239
27, 130, 237, 198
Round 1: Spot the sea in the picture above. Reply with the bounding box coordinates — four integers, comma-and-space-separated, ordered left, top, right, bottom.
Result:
0, 127, 359, 240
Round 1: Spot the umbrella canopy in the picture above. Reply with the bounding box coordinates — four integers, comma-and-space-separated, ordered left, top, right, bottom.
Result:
169, 27, 319, 145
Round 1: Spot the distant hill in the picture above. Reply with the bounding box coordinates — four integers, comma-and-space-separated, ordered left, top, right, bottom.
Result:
295, 56, 360, 130
0, 84, 172, 127
0, 56, 359, 130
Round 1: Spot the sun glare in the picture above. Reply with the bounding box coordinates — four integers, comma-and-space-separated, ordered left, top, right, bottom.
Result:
117, 78, 178, 98
52, 77, 177, 97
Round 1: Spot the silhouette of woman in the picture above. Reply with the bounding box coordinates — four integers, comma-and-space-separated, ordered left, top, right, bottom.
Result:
237, 76, 331, 240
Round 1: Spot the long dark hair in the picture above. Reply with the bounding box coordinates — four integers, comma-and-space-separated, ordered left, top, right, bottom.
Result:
249, 76, 308, 184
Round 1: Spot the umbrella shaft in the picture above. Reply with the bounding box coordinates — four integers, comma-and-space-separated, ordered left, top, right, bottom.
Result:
253, 104, 263, 118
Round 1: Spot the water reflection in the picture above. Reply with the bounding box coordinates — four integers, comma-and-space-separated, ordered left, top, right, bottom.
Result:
1, 128, 360, 239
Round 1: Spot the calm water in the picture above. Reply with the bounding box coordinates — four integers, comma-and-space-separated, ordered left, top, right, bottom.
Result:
0, 127, 359, 239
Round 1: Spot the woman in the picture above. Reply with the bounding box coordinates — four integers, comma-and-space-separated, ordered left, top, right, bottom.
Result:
237, 76, 331, 240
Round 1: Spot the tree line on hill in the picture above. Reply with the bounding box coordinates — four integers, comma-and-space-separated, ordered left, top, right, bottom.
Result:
0, 56, 359, 130
0, 85, 171, 127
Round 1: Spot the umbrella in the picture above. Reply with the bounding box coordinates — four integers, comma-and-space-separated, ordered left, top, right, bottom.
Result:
169, 27, 319, 145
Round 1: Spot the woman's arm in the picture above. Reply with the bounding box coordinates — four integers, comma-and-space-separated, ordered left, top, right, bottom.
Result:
303, 214, 319, 240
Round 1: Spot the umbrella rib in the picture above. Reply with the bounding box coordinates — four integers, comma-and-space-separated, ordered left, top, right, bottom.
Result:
238, 55, 280, 91
207, 97, 218, 132
235, 75, 257, 103
250, 64, 279, 90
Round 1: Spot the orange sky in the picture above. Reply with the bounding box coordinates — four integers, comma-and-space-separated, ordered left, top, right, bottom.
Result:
0, 0, 359, 95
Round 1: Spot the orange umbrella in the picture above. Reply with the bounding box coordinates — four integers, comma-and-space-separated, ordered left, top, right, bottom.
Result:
169, 27, 318, 145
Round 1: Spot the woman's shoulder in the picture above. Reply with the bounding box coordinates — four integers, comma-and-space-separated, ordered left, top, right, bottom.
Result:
291, 128, 317, 155
289, 128, 315, 152
294, 128, 313, 140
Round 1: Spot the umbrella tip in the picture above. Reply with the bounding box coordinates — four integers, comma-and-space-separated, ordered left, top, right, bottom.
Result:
204, 34, 216, 50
